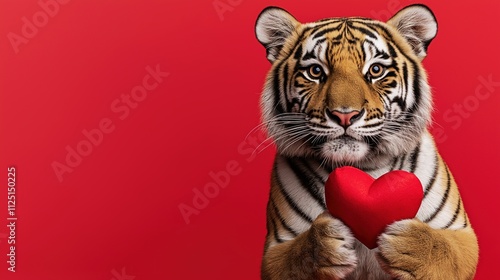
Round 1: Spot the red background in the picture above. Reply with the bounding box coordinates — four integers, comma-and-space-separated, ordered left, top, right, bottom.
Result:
0, 0, 499, 279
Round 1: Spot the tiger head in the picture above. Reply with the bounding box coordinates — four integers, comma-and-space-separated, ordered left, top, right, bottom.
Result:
255, 4, 437, 168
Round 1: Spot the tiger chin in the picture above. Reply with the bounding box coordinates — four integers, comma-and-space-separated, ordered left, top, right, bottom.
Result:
255, 4, 479, 280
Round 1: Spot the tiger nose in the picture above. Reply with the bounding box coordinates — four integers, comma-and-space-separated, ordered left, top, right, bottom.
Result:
327, 109, 363, 127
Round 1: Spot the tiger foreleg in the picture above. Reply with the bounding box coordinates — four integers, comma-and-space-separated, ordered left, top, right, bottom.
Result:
262, 213, 358, 280
376, 219, 479, 280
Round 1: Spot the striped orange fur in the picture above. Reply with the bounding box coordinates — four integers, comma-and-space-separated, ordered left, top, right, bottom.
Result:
255, 4, 478, 280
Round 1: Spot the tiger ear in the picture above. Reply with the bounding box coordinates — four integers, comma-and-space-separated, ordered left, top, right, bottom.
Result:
387, 4, 438, 59
255, 7, 300, 63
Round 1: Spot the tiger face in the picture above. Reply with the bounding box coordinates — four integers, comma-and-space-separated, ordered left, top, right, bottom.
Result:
256, 5, 437, 168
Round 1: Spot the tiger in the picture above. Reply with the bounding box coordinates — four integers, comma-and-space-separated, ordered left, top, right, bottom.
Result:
254, 4, 479, 280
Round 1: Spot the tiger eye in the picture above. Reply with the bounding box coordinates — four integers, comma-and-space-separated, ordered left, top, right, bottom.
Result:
308, 64, 324, 80
369, 63, 385, 78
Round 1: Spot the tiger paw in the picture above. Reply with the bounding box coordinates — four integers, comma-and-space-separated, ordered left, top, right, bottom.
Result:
376, 219, 456, 280
306, 213, 358, 279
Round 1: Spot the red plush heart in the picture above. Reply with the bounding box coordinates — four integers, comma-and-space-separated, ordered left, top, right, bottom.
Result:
325, 166, 423, 249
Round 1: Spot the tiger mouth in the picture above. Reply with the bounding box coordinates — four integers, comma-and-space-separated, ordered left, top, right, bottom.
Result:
328, 133, 364, 143
335, 135, 357, 142
329, 135, 365, 150
307, 134, 361, 148
320, 134, 370, 163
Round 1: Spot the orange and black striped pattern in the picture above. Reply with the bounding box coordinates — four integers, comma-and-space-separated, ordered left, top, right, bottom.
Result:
256, 4, 478, 280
